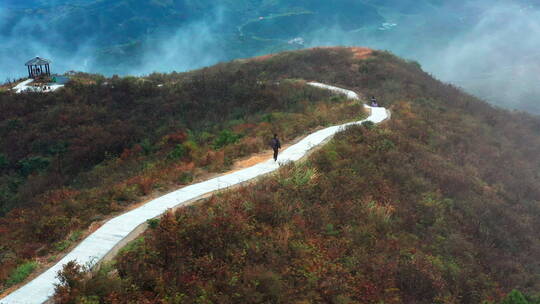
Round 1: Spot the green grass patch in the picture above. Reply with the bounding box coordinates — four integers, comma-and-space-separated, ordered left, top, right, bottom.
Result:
69, 230, 83, 242
54, 240, 71, 252
212, 130, 242, 150
119, 237, 145, 255
5, 261, 38, 287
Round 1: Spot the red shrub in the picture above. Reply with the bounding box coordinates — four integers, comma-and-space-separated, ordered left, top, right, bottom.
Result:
167, 131, 188, 145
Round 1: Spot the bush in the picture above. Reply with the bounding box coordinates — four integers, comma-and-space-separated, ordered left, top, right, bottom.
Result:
69, 230, 83, 242
37, 215, 71, 242
18, 156, 50, 176
147, 218, 160, 229
178, 171, 194, 184
330, 95, 347, 103
140, 139, 155, 155
212, 130, 242, 150
361, 120, 375, 130
408, 60, 422, 70
54, 261, 87, 303
54, 240, 71, 252
78, 296, 100, 304
168, 144, 187, 160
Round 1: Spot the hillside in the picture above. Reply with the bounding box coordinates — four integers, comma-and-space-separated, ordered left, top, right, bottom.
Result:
47, 48, 540, 303
0, 48, 369, 294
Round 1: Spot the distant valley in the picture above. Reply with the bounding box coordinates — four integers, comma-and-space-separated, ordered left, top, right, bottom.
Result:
1, 0, 540, 112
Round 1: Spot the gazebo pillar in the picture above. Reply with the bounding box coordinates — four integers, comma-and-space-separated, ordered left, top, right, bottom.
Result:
25, 57, 52, 79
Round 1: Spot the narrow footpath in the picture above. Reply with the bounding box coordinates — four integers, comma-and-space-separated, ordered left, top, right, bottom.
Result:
0, 82, 389, 304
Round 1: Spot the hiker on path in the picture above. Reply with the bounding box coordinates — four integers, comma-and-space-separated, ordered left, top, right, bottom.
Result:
270, 134, 281, 161
370, 96, 379, 107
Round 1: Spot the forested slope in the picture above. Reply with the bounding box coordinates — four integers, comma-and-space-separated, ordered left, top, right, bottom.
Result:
53, 48, 540, 303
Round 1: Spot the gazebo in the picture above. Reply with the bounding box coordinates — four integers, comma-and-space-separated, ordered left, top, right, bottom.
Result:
25, 57, 51, 79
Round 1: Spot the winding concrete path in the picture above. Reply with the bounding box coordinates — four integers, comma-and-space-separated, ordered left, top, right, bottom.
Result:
0, 82, 389, 304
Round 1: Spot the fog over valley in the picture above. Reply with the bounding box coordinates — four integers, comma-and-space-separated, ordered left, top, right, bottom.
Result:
2, 0, 539, 112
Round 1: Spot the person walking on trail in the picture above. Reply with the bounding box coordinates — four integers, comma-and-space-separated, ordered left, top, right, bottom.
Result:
270, 134, 281, 161
370, 96, 379, 107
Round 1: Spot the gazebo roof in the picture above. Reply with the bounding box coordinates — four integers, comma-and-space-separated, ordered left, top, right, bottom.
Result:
25, 57, 51, 66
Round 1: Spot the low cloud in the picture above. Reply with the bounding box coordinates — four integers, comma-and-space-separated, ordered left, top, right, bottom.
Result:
0, 8, 97, 81
0, 4, 227, 81
129, 8, 227, 76
2, 1, 540, 113
306, 0, 540, 112
422, 2, 540, 112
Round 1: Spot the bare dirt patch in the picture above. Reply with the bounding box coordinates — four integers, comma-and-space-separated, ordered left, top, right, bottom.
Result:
251, 54, 277, 62
241, 46, 373, 64
309, 46, 373, 59
349, 47, 373, 60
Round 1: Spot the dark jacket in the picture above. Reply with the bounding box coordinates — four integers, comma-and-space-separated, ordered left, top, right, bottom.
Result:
270, 137, 281, 150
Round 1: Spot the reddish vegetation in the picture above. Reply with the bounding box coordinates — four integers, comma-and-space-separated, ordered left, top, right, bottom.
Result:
166, 131, 188, 145
1, 49, 370, 293
305, 46, 373, 60
246, 47, 372, 63
250, 54, 277, 62
52, 48, 540, 303
349, 47, 373, 59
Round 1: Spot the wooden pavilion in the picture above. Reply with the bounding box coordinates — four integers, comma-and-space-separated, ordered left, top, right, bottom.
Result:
25, 57, 51, 79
